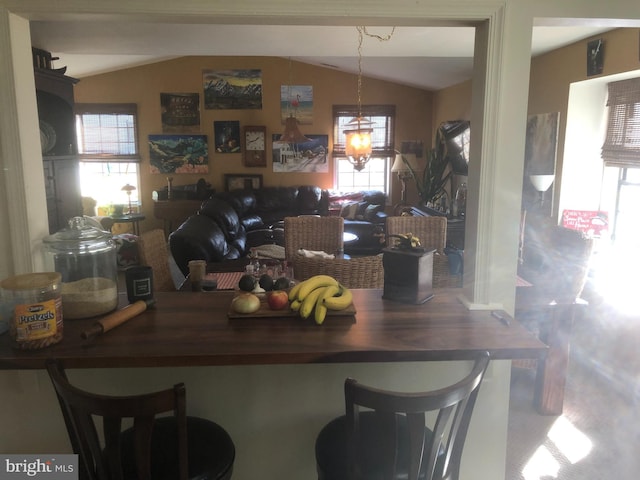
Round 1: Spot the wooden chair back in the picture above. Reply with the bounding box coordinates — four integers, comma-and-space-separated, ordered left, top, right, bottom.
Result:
293, 254, 383, 288
137, 229, 177, 291
46, 359, 189, 480
385, 216, 447, 253
284, 216, 344, 261
385, 216, 457, 288
342, 352, 489, 480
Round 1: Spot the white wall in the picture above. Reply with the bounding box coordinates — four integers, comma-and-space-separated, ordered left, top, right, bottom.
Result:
0, 361, 511, 480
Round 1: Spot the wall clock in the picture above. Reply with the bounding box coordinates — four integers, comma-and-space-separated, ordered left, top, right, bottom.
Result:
243, 126, 267, 167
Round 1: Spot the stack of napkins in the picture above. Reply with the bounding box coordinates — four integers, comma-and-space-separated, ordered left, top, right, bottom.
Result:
297, 249, 335, 259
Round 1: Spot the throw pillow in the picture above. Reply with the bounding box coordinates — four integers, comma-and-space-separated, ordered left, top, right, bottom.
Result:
355, 201, 369, 220
364, 204, 383, 222
340, 202, 358, 220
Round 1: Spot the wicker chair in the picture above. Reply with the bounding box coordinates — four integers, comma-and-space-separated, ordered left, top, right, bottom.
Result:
284, 216, 344, 262
137, 229, 177, 291
385, 216, 459, 288
293, 255, 384, 289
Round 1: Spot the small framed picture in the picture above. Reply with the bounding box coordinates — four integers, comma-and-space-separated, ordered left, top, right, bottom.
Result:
214, 120, 241, 153
224, 173, 263, 191
587, 38, 604, 77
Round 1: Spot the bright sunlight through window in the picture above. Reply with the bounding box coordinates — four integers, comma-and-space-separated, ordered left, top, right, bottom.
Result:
76, 106, 140, 212
521, 415, 593, 480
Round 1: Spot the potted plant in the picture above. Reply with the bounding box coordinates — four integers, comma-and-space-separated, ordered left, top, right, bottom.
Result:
403, 127, 451, 208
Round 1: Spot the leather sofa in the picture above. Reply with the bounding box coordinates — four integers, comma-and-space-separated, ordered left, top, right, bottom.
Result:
169, 186, 387, 275
332, 190, 388, 256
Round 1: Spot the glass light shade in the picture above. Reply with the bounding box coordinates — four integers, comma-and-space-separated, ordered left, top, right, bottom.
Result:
529, 174, 555, 192
344, 117, 373, 171
391, 153, 418, 173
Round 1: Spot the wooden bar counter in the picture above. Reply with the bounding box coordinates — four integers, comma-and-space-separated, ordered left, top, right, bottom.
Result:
0, 289, 544, 370
0, 289, 545, 480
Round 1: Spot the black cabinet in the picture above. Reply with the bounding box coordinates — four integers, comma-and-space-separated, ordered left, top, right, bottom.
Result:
35, 67, 82, 233
43, 156, 81, 234
446, 218, 465, 250
405, 206, 465, 249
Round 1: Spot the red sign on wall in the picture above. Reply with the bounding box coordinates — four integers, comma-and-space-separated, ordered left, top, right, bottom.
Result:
561, 210, 608, 237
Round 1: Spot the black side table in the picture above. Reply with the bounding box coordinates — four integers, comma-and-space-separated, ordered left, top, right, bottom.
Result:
111, 214, 145, 235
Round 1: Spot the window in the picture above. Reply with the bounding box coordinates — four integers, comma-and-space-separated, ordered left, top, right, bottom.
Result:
333, 105, 395, 194
75, 104, 140, 210
601, 77, 640, 244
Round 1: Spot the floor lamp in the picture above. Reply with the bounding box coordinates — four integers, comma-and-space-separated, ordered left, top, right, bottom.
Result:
391, 153, 418, 214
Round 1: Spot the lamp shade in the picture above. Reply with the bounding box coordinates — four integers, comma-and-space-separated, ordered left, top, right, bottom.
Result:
279, 116, 311, 144
391, 153, 418, 173
529, 174, 555, 192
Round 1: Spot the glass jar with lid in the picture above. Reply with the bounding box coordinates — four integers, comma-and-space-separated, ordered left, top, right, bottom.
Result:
43, 216, 118, 319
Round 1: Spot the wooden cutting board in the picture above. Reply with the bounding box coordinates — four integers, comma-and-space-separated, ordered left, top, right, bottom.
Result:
227, 296, 356, 319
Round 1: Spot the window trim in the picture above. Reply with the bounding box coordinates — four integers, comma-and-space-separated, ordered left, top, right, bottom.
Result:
75, 103, 140, 162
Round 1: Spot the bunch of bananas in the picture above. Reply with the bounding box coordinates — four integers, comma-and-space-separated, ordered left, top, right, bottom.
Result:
389, 233, 421, 249
288, 275, 353, 325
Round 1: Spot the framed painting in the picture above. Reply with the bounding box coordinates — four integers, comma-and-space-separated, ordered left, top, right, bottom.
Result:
400, 140, 425, 158
224, 174, 263, 191
148, 134, 208, 174
203, 69, 262, 109
271, 134, 328, 173
160, 93, 200, 133
280, 85, 313, 124
524, 112, 559, 176
214, 121, 241, 153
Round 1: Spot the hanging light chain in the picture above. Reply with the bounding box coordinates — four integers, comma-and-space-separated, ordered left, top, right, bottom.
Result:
362, 26, 396, 42
356, 26, 396, 117
356, 26, 364, 118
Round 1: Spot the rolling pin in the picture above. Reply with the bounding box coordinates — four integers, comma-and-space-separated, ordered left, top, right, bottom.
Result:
81, 298, 156, 339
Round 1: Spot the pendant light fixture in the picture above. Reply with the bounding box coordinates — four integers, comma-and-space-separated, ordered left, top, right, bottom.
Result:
344, 26, 373, 171
344, 26, 395, 171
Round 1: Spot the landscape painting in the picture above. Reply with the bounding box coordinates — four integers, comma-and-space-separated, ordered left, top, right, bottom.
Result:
272, 134, 328, 173
148, 134, 209, 174
280, 85, 313, 124
203, 69, 262, 109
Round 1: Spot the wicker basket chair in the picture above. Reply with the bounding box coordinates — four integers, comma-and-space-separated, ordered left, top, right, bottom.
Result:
284, 216, 344, 262
385, 216, 458, 288
137, 229, 177, 291
293, 254, 384, 289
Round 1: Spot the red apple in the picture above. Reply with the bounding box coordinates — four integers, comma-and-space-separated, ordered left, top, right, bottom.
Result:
267, 290, 289, 310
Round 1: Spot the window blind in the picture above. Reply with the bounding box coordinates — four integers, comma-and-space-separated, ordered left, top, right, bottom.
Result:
601, 77, 640, 168
75, 103, 140, 162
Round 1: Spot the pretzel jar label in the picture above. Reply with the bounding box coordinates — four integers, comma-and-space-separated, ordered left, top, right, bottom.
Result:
1, 272, 64, 350
15, 298, 62, 341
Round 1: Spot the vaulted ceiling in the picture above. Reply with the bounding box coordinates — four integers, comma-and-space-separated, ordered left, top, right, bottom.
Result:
30, 22, 612, 91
